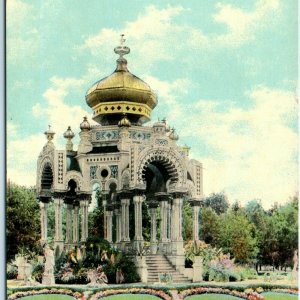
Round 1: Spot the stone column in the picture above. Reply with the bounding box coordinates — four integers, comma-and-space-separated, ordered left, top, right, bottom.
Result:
167, 201, 171, 240
149, 204, 158, 254
170, 198, 175, 242
160, 200, 168, 243
171, 194, 184, 249
133, 192, 144, 249
80, 199, 89, 243
170, 192, 185, 271
114, 208, 121, 244
121, 198, 130, 242
106, 209, 113, 243
102, 193, 107, 240
53, 196, 64, 253
156, 193, 170, 253
40, 202, 48, 243
73, 204, 80, 245
65, 204, 73, 245
192, 202, 201, 241
166, 200, 172, 254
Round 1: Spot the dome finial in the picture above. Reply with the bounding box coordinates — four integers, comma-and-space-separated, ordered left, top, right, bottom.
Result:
120, 33, 125, 46
44, 125, 55, 142
114, 34, 130, 71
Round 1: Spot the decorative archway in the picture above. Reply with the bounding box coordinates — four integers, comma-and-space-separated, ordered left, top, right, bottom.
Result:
137, 148, 186, 188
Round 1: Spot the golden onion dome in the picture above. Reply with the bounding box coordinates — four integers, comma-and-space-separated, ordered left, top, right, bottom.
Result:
86, 35, 157, 125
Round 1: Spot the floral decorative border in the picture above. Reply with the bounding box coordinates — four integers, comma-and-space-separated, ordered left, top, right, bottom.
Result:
8, 288, 82, 300
7, 286, 298, 300
90, 288, 172, 300
179, 287, 264, 300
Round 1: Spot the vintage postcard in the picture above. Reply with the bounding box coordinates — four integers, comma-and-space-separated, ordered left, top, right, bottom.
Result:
6, 1, 298, 299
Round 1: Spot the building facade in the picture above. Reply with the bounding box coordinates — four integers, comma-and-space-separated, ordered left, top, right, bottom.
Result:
36, 37, 203, 270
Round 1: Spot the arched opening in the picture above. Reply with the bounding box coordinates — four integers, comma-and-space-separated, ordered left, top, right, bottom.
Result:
39, 163, 54, 203
89, 182, 104, 238
90, 182, 101, 210
41, 163, 53, 190
65, 179, 77, 204
138, 158, 179, 242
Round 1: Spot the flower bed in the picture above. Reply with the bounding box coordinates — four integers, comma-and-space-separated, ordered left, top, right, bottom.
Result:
7, 288, 83, 300
179, 287, 264, 300
90, 288, 172, 300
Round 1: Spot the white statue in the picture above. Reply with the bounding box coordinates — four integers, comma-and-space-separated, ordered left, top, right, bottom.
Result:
42, 244, 55, 285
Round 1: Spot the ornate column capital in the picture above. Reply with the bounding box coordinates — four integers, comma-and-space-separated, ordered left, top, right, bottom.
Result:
170, 191, 186, 199
118, 189, 132, 199
77, 193, 92, 202
106, 203, 114, 211
155, 192, 171, 202
130, 187, 146, 197
148, 199, 159, 209
52, 191, 66, 199
38, 189, 52, 203
188, 199, 202, 207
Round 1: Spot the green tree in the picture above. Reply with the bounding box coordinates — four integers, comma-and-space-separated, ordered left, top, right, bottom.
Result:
217, 210, 258, 264
204, 193, 229, 215
89, 189, 104, 238
6, 183, 41, 260
270, 198, 298, 269
182, 198, 193, 241
245, 199, 268, 269
200, 207, 220, 246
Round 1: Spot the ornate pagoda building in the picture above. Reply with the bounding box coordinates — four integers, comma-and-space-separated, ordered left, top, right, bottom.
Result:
36, 36, 203, 277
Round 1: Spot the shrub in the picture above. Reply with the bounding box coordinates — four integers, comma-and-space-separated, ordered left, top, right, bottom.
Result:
31, 262, 44, 283
7, 263, 18, 280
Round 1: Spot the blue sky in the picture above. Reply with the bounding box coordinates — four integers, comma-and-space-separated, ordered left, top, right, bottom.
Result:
7, 0, 298, 208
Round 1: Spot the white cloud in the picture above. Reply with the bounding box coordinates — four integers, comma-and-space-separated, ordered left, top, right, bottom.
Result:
33, 76, 96, 147
212, 0, 280, 46
179, 86, 297, 208
7, 121, 18, 137
6, 0, 38, 64
7, 133, 44, 187
82, 5, 186, 71
81, 1, 281, 71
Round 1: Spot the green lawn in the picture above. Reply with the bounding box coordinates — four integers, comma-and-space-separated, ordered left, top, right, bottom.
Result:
262, 292, 298, 300
18, 295, 75, 300
185, 294, 244, 300
96, 295, 161, 300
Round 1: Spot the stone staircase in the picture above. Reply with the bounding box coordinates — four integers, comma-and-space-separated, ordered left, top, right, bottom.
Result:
145, 255, 191, 283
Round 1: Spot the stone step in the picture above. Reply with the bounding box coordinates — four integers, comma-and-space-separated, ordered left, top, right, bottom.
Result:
148, 271, 185, 275
147, 264, 173, 269
147, 279, 190, 282
148, 273, 188, 278
148, 273, 189, 278
146, 254, 192, 283
146, 259, 171, 262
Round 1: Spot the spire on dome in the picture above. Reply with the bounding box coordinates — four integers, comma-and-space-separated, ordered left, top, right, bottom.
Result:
114, 34, 130, 71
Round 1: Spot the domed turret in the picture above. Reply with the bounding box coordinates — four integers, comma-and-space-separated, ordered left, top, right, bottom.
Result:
63, 126, 75, 139
86, 34, 157, 126
80, 116, 91, 131
63, 126, 75, 151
